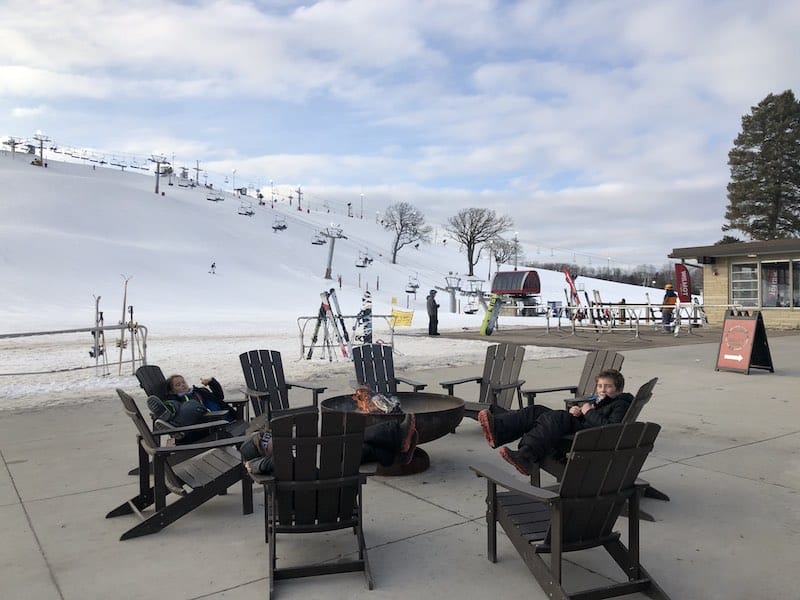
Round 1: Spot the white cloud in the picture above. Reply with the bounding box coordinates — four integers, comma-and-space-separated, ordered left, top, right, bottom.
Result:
0, 0, 798, 266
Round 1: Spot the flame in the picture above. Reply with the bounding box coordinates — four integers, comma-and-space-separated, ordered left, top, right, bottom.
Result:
352, 386, 381, 413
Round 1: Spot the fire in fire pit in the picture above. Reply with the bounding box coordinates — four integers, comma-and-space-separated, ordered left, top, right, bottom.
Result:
352, 385, 402, 415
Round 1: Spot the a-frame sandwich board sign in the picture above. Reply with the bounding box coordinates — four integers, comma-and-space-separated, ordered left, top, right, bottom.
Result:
715, 310, 774, 374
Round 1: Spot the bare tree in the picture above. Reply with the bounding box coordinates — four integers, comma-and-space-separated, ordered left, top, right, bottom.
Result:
445, 208, 513, 276
487, 236, 524, 268
382, 201, 433, 264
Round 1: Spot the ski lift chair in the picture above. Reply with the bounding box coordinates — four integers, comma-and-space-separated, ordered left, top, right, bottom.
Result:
239, 349, 327, 422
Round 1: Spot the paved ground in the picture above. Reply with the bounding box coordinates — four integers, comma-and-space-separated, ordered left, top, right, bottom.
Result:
442, 322, 800, 352
2, 333, 799, 599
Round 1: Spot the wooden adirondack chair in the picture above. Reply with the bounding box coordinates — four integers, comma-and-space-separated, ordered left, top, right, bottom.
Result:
239, 349, 326, 419
532, 377, 669, 519
439, 343, 526, 421
351, 343, 426, 396
249, 409, 374, 598
522, 349, 624, 405
107, 389, 253, 541
471, 422, 671, 600
136, 364, 248, 421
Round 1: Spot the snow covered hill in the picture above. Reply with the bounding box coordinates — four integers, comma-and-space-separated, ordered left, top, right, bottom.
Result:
0, 151, 663, 410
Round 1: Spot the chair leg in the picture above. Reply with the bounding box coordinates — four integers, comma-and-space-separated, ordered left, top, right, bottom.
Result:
644, 485, 670, 502
486, 480, 497, 563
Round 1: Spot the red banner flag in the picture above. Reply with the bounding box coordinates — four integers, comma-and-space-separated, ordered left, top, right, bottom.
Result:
675, 263, 692, 302
563, 268, 581, 305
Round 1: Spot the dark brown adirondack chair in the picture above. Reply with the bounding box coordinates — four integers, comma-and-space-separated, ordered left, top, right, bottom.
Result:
522, 349, 624, 405
249, 409, 374, 598
352, 343, 426, 396
135, 364, 169, 399
439, 342, 526, 421
533, 377, 669, 519
137, 364, 248, 421
470, 422, 671, 600
107, 389, 253, 540
239, 349, 326, 420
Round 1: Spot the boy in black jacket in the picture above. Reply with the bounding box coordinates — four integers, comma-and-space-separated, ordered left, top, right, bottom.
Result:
478, 369, 633, 476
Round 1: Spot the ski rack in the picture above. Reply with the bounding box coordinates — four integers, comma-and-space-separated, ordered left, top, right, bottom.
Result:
543, 301, 724, 339
297, 314, 396, 360
0, 323, 148, 377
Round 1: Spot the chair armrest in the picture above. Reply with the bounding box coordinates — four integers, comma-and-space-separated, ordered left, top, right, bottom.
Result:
490, 379, 526, 393
469, 461, 559, 502
240, 385, 269, 397
439, 376, 481, 395
152, 419, 231, 437
203, 410, 231, 420
153, 434, 248, 455
395, 376, 427, 392
249, 473, 275, 486
359, 462, 379, 476
285, 380, 327, 393
522, 385, 579, 404
285, 380, 326, 404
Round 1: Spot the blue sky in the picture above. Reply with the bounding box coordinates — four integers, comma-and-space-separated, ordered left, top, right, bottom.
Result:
2, 0, 799, 267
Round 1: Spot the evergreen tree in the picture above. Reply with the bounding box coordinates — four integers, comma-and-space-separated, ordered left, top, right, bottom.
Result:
724, 90, 800, 239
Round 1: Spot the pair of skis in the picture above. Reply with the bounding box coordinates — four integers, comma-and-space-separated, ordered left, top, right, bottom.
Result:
307, 289, 352, 359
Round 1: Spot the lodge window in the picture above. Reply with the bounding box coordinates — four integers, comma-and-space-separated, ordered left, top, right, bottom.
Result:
794, 261, 800, 307
730, 263, 758, 307
760, 262, 790, 307
731, 260, 797, 308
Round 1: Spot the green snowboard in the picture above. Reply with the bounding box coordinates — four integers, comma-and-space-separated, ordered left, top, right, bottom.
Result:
480, 294, 502, 335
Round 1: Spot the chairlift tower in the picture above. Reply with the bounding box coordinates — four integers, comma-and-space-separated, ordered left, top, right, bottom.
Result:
3, 136, 21, 159
443, 273, 462, 313
32, 131, 50, 166
321, 225, 347, 279
149, 153, 167, 194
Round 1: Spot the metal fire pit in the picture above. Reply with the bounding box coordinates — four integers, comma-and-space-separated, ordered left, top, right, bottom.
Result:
320, 392, 465, 475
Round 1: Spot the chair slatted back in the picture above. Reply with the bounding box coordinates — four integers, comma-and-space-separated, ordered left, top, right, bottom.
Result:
478, 343, 525, 408
352, 344, 397, 396
240, 350, 290, 417
136, 365, 169, 400
270, 410, 366, 529
549, 422, 660, 548
116, 389, 186, 495
622, 377, 659, 423
575, 350, 625, 397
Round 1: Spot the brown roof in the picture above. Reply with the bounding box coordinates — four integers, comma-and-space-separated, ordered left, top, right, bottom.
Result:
669, 238, 800, 260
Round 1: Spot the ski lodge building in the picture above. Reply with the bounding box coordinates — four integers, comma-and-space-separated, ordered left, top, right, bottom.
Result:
669, 239, 800, 328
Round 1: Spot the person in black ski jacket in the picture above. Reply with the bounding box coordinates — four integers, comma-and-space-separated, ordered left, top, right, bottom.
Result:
478, 369, 633, 475
426, 289, 440, 335
148, 374, 242, 443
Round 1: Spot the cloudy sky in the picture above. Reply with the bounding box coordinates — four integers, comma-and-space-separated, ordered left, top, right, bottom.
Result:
2, 0, 798, 267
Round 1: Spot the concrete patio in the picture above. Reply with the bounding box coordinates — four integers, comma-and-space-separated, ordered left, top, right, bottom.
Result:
2, 333, 798, 599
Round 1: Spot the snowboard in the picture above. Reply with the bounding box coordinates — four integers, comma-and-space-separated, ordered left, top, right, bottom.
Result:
480, 294, 502, 336
354, 291, 373, 344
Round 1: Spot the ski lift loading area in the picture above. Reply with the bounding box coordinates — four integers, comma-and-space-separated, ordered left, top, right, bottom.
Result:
491, 269, 546, 316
